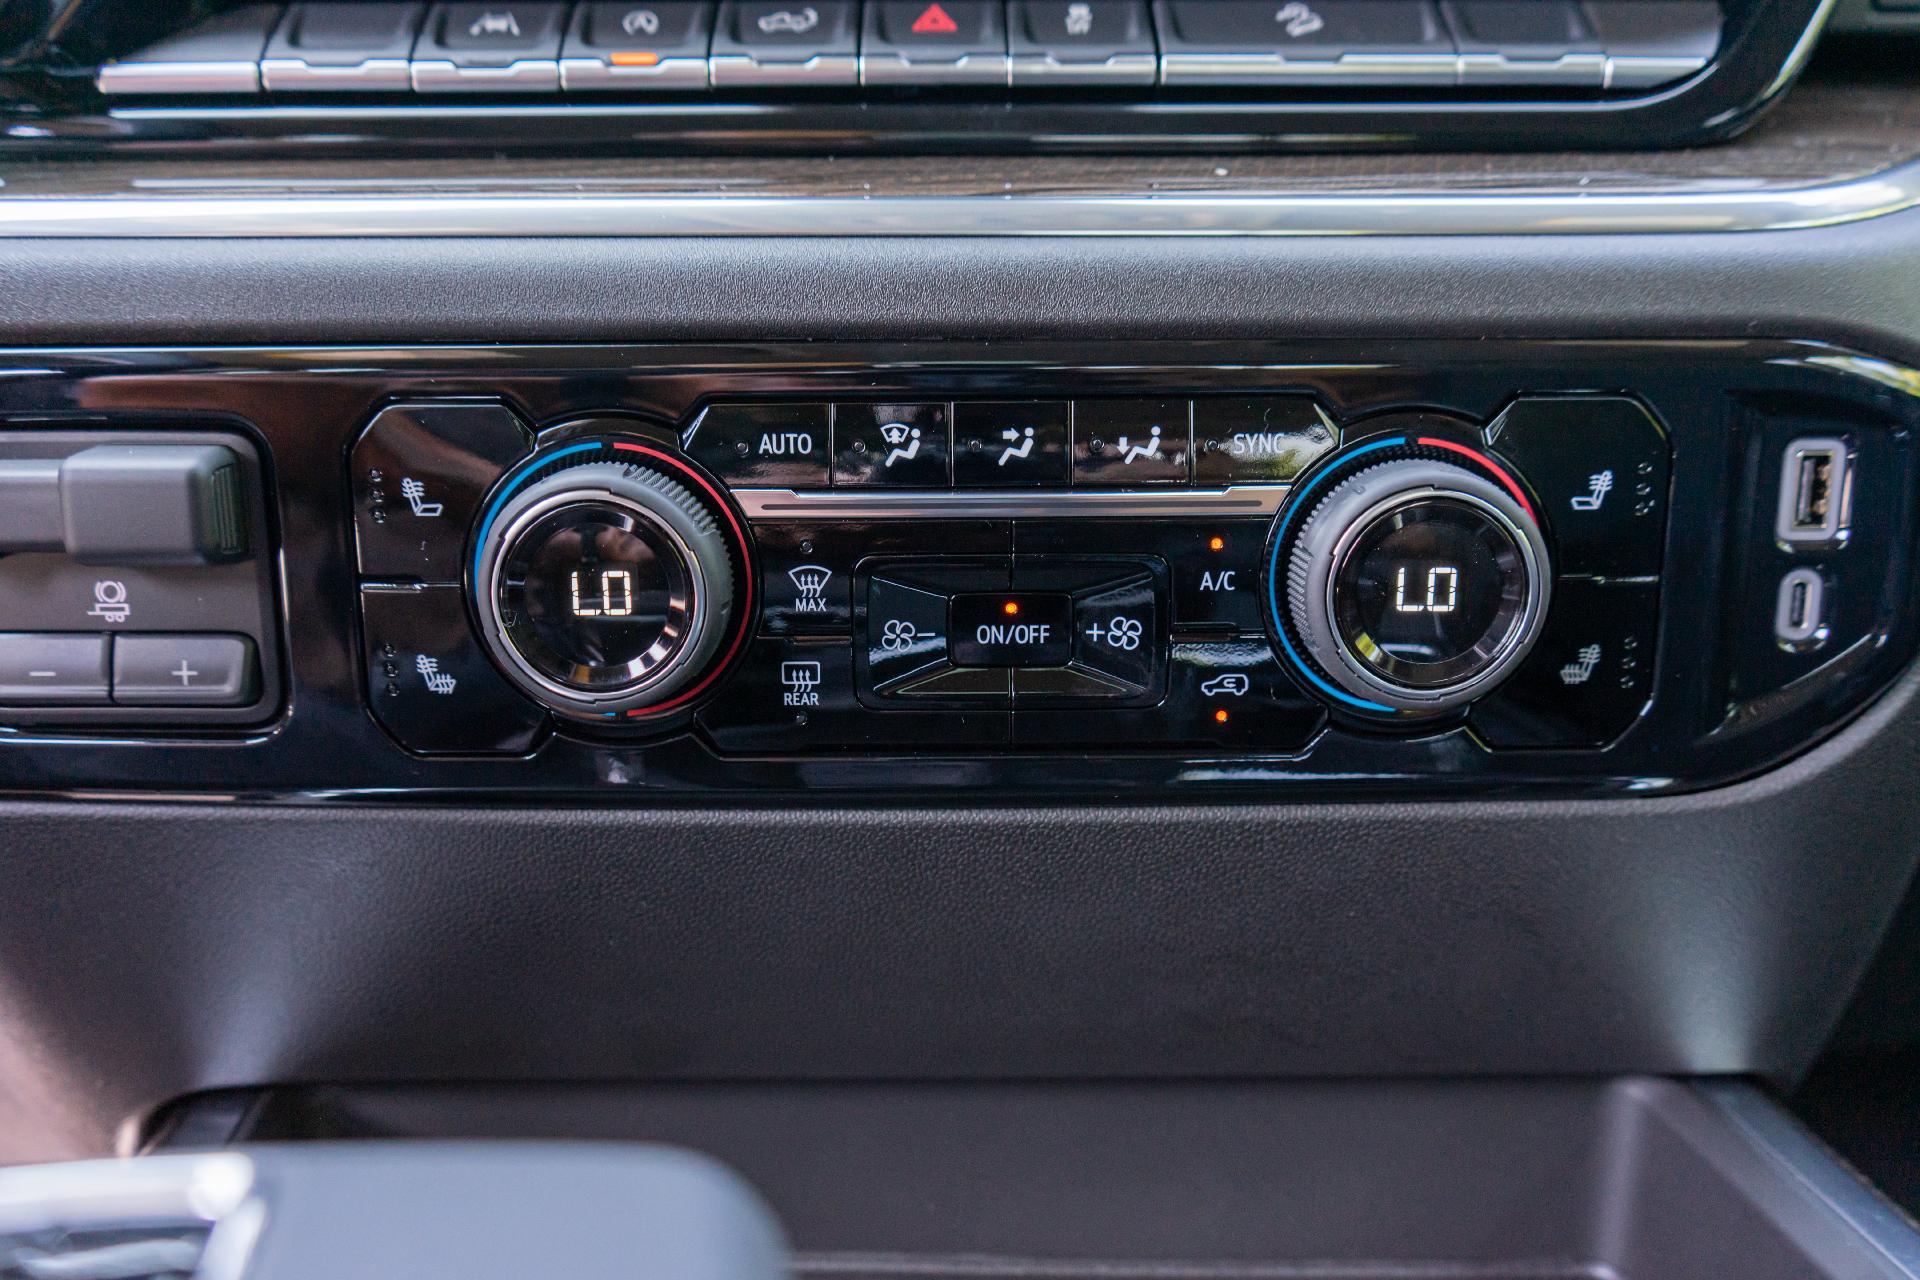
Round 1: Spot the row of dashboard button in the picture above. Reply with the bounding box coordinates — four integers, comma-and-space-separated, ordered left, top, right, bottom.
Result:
0, 632, 259, 707
685, 398, 1336, 490
99, 0, 1719, 95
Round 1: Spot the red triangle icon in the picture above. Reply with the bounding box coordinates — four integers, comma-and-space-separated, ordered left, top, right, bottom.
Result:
911, 3, 960, 34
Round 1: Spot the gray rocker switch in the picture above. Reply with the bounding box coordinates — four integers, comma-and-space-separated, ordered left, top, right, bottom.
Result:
0, 443, 249, 566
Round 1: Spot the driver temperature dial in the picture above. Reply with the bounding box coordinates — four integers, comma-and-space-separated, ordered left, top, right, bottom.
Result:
471, 433, 753, 724
1269, 434, 1551, 719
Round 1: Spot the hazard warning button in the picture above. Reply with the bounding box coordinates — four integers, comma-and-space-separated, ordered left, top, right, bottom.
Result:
862, 0, 1009, 83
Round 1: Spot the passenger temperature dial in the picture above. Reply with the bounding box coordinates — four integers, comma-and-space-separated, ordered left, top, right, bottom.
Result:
1269, 435, 1550, 719
471, 433, 753, 724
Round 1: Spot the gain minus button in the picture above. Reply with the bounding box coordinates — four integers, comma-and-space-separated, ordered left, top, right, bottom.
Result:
0, 633, 111, 705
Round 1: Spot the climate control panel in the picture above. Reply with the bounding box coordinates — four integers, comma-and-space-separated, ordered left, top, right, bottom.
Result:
0, 339, 1913, 800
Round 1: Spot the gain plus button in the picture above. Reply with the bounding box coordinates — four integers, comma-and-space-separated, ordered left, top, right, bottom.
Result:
950, 593, 1071, 666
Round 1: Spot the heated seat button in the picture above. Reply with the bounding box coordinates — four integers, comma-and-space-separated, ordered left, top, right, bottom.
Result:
1471, 577, 1658, 749
1487, 396, 1670, 579
684, 403, 831, 488
1192, 398, 1336, 485
834, 403, 952, 488
953, 402, 1070, 488
360, 584, 547, 755
561, 0, 715, 90
711, 0, 860, 85
1073, 400, 1191, 487
951, 593, 1072, 667
0, 634, 110, 705
862, 0, 1009, 84
351, 402, 533, 583
112, 634, 258, 706
1008, 0, 1156, 84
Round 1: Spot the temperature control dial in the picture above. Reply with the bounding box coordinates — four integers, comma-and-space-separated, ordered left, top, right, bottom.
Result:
1270, 438, 1550, 718
471, 433, 752, 723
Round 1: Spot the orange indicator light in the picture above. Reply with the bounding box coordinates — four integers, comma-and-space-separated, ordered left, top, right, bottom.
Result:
1003, 600, 1020, 616
1214, 709, 1230, 724
1208, 536, 1226, 551
610, 51, 661, 65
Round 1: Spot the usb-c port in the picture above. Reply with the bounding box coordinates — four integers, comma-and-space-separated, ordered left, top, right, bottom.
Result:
1776, 437, 1852, 547
1774, 566, 1827, 649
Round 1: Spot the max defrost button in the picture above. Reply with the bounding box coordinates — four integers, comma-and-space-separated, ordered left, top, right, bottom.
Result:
112, 634, 258, 706
950, 593, 1071, 667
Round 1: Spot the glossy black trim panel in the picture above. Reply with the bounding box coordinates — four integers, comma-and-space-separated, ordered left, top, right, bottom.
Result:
0, 339, 1913, 803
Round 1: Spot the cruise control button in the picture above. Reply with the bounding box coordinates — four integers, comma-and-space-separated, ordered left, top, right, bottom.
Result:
1192, 397, 1335, 485
866, 576, 951, 688
1158, 0, 1459, 86
1471, 577, 1658, 749
351, 402, 533, 583
862, 0, 1009, 84
953, 402, 1070, 488
685, 403, 831, 488
834, 403, 952, 488
710, 0, 859, 85
0, 633, 110, 705
950, 592, 1072, 667
263, 2, 426, 91
561, 0, 714, 89
112, 634, 258, 706
1073, 400, 1191, 487
360, 584, 547, 755
1442, 0, 1603, 86
1488, 396, 1669, 578
412, 1, 566, 91
1008, 0, 1156, 85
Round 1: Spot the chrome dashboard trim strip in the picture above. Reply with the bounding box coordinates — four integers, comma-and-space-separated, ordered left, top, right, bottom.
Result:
733, 485, 1292, 520
1701, 1082, 1920, 1280
3, 159, 1918, 237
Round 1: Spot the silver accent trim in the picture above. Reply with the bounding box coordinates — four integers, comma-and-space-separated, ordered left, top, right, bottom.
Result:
410, 58, 562, 93
1159, 51, 1459, 86
261, 56, 414, 92
1768, 0, 1843, 97
708, 53, 859, 87
1604, 53, 1708, 89
95, 60, 262, 96
1458, 51, 1606, 87
860, 51, 1012, 86
1008, 51, 1158, 85
6, 158, 1920, 237
560, 54, 711, 90
735, 485, 1293, 520
1701, 1082, 1920, 1280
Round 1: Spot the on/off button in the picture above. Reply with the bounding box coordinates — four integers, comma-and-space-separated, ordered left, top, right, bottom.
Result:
950, 593, 1072, 667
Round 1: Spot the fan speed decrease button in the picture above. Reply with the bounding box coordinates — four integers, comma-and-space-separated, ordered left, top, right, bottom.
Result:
950, 593, 1072, 667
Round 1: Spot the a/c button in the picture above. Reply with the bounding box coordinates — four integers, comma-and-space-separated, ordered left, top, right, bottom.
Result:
950, 593, 1072, 667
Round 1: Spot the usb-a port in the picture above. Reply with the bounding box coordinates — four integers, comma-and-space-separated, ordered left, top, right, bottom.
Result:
1775, 437, 1852, 547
